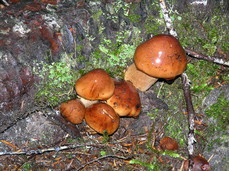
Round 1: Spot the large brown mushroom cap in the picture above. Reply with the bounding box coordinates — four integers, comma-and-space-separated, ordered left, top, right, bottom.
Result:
134, 34, 187, 79
60, 99, 86, 124
107, 80, 141, 117
85, 103, 120, 135
75, 69, 115, 100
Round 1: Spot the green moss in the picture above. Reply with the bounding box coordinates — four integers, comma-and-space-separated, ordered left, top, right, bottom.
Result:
21, 162, 33, 171
34, 61, 79, 107
88, 29, 141, 78
206, 96, 229, 131
143, 1, 166, 35
171, 8, 229, 56
147, 79, 188, 147
144, 15, 165, 35
129, 159, 160, 171
128, 14, 141, 23
205, 95, 229, 151
186, 61, 220, 93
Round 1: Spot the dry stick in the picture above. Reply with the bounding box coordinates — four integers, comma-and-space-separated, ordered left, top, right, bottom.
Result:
1, 0, 9, 6
0, 144, 84, 156
159, 0, 196, 170
185, 48, 229, 66
159, 0, 178, 37
0, 143, 111, 156
181, 73, 196, 170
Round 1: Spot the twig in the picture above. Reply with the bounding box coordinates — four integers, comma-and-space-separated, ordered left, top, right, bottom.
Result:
1, 0, 9, 6
75, 155, 132, 171
159, 0, 177, 37
185, 48, 229, 66
181, 73, 196, 170
159, 1, 195, 170
0, 143, 109, 156
0, 144, 81, 156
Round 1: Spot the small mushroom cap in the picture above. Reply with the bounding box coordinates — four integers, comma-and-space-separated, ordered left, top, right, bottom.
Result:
159, 136, 179, 151
85, 103, 120, 135
60, 99, 86, 124
107, 80, 141, 117
134, 34, 187, 79
184, 156, 210, 171
75, 69, 115, 100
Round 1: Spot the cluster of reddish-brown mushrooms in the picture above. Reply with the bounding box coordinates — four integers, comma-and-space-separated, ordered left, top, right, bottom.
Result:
59, 34, 210, 170
60, 34, 188, 135
60, 68, 141, 135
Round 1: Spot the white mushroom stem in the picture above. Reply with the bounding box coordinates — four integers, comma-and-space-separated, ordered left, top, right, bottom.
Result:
77, 96, 98, 108
124, 63, 158, 91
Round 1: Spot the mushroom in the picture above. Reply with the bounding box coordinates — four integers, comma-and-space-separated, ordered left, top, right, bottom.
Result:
106, 80, 141, 117
85, 103, 120, 135
125, 34, 187, 91
75, 68, 115, 107
60, 99, 86, 124
184, 156, 210, 171
159, 136, 179, 151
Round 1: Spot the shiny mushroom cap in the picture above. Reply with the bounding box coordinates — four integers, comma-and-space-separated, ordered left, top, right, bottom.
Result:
60, 99, 86, 124
85, 103, 120, 135
75, 69, 115, 100
134, 34, 187, 79
107, 80, 141, 117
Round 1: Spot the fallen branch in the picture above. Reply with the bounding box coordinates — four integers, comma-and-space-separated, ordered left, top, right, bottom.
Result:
0, 144, 83, 156
185, 48, 229, 66
159, 1, 196, 170
0, 143, 111, 156
181, 73, 196, 170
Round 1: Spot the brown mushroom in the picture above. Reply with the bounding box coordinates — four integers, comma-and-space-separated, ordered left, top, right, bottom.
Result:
75, 68, 115, 101
159, 136, 179, 151
184, 156, 210, 171
60, 99, 86, 124
125, 34, 187, 91
106, 80, 141, 117
85, 103, 120, 135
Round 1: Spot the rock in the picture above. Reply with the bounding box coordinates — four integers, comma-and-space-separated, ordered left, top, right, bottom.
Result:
202, 84, 229, 109
0, 112, 66, 151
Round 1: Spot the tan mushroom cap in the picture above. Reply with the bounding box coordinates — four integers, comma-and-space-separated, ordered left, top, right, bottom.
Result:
107, 80, 141, 117
75, 69, 115, 100
85, 103, 120, 135
134, 34, 187, 79
60, 99, 86, 124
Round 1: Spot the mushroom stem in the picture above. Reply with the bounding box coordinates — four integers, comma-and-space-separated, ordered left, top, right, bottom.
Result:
124, 63, 158, 91
78, 96, 98, 108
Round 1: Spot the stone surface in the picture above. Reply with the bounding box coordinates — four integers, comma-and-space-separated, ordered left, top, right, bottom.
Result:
0, 112, 66, 151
